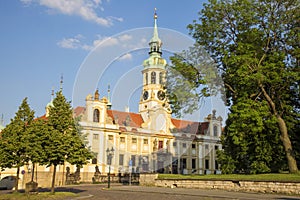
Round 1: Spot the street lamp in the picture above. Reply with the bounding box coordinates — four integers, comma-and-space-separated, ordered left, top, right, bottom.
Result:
106, 147, 114, 188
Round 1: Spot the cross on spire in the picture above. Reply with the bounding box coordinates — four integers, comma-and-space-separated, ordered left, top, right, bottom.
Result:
60, 74, 63, 91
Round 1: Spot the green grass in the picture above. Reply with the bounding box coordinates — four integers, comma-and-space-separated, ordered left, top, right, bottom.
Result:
158, 173, 300, 182
0, 192, 78, 200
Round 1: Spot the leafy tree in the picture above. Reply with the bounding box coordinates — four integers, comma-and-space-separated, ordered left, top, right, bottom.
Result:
186, 0, 299, 173
25, 118, 50, 182
0, 98, 35, 190
167, 43, 224, 118
43, 91, 92, 194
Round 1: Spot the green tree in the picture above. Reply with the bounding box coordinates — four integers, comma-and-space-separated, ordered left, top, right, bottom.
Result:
0, 98, 35, 190
187, 0, 299, 173
25, 118, 50, 182
167, 43, 224, 118
43, 91, 92, 194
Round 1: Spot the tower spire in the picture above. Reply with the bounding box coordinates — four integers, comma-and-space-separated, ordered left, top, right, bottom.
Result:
149, 8, 162, 55
107, 84, 112, 109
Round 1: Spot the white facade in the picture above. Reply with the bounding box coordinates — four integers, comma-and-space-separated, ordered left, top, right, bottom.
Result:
74, 12, 223, 175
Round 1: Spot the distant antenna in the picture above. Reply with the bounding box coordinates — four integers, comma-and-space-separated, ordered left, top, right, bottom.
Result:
51, 87, 54, 100
107, 84, 111, 101
0, 114, 4, 126
60, 74, 64, 91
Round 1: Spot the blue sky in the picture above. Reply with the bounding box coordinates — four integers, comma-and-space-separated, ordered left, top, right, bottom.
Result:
0, 0, 228, 125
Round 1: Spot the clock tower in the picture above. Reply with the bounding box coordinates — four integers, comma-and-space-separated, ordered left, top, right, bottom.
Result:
139, 9, 173, 133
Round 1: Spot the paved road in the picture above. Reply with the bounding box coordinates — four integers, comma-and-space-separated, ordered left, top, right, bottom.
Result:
59, 184, 300, 200
1, 184, 299, 200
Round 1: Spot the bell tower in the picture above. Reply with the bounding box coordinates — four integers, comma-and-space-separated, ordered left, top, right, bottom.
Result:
139, 9, 173, 132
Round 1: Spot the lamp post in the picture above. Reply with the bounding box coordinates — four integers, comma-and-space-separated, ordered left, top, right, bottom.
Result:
106, 147, 114, 188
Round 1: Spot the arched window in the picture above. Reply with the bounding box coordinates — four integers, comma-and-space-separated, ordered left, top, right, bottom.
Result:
213, 125, 218, 136
151, 72, 156, 84
93, 109, 100, 122
145, 73, 148, 85
159, 72, 163, 84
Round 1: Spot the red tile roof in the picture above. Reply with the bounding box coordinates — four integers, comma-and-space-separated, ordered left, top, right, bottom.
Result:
73, 106, 209, 134
36, 114, 48, 121
107, 110, 144, 128
73, 106, 86, 117
171, 118, 209, 135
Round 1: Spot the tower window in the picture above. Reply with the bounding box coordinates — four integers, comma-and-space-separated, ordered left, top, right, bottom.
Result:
93, 109, 100, 122
145, 73, 148, 85
151, 72, 156, 84
213, 125, 218, 136
159, 72, 163, 84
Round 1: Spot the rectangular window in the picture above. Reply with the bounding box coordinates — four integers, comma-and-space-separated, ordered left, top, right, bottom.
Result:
215, 160, 219, 170
120, 137, 125, 143
215, 145, 219, 150
143, 139, 148, 144
192, 144, 196, 149
93, 134, 99, 140
205, 144, 209, 150
205, 159, 209, 169
119, 154, 124, 166
108, 135, 113, 140
173, 142, 177, 147
131, 155, 136, 166
158, 141, 163, 149
92, 153, 98, 164
181, 158, 187, 169
182, 143, 187, 148
132, 138, 137, 143
192, 158, 196, 169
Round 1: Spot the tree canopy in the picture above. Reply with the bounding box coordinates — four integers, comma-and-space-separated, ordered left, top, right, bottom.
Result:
45, 91, 92, 193
0, 98, 35, 190
176, 0, 299, 173
0, 93, 92, 192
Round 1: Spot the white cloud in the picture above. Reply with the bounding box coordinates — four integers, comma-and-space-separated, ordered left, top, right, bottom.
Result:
93, 36, 119, 47
118, 34, 132, 42
57, 36, 81, 49
57, 33, 148, 52
20, 0, 123, 26
57, 34, 120, 50
118, 53, 132, 61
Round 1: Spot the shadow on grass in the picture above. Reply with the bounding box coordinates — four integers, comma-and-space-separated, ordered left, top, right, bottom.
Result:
2, 187, 86, 194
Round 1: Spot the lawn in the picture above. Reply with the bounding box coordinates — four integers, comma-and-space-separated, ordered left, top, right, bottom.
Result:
158, 173, 300, 182
0, 192, 77, 200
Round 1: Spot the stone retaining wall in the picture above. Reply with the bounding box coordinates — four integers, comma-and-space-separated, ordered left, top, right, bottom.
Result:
153, 179, 300, 195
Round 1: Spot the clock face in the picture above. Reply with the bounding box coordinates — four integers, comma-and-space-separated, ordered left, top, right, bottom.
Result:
157, 90, 165, 101
143, 91, 149, 100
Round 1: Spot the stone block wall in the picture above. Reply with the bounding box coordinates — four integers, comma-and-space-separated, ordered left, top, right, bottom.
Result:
139, 173, 158, 186
154, 179, 300, 195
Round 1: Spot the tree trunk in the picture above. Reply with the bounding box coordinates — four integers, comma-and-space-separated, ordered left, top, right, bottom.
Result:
260, 84, 298, 173
51, 165, 57, 194
15, 167, 20, 191
277, 116, 298, 173
31, 163, 35, 182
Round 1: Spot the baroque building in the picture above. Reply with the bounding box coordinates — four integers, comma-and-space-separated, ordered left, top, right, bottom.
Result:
0, 11, 223, 189
74, 11, 223, 175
